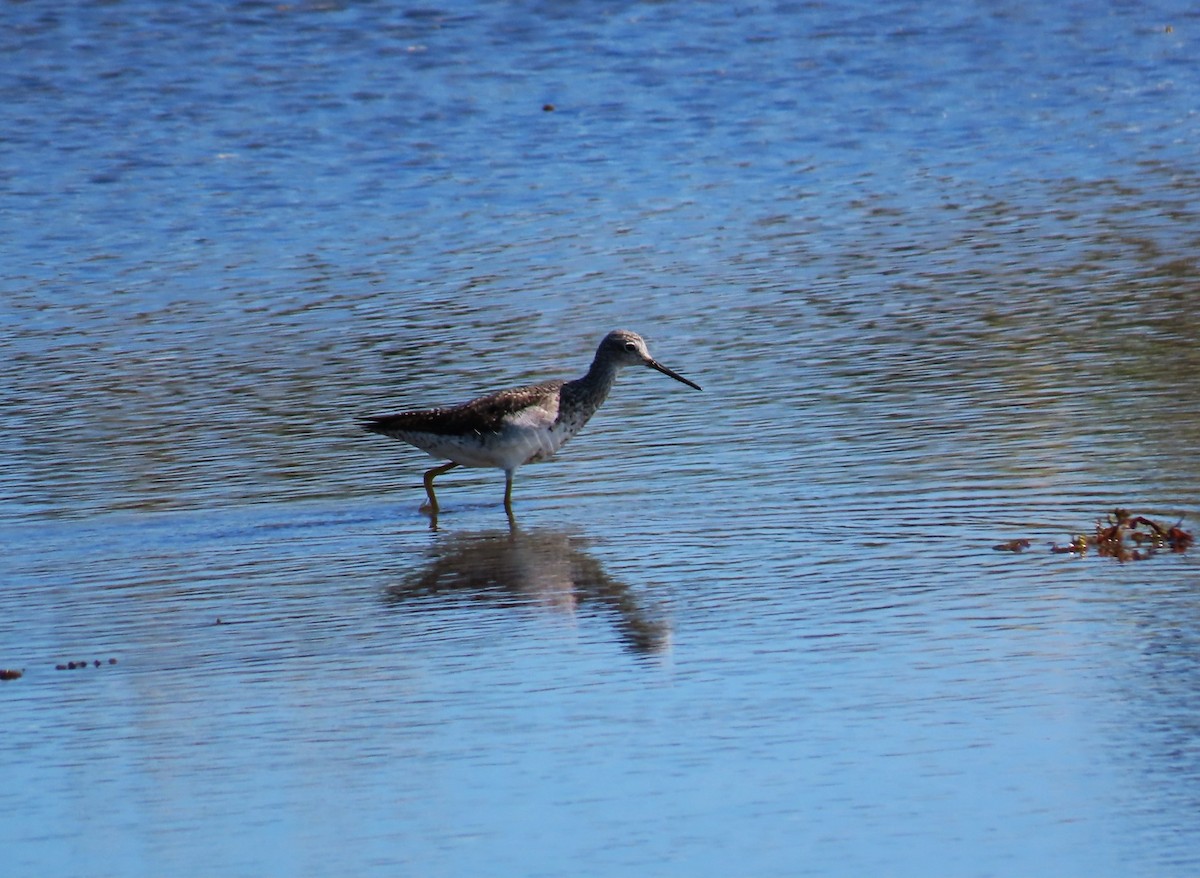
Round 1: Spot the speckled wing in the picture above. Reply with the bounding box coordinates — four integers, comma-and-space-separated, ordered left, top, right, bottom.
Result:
362, 380, 566, 439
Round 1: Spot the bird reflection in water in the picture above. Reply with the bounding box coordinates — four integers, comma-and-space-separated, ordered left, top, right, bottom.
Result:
384, 526, 670, 655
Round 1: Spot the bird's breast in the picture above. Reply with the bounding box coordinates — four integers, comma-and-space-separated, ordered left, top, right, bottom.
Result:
503, 404, 584, 465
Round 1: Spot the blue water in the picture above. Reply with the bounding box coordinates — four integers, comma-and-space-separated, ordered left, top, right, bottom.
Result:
3, 2, 1200, 876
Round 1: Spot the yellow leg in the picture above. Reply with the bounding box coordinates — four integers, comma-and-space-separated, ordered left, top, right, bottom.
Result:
422, 462, 459, 515
503, 470, 515, 514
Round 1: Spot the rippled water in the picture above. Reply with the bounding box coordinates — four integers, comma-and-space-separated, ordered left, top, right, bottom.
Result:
4, 2, 1200, 876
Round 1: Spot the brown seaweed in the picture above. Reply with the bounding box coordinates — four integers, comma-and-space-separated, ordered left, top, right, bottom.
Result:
1047, 509, 1193, 561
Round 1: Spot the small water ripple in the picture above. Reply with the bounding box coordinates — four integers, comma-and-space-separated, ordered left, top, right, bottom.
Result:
4, 0, 1200, 875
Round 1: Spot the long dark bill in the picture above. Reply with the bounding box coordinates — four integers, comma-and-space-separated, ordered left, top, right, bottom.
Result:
648, 359, 702, 391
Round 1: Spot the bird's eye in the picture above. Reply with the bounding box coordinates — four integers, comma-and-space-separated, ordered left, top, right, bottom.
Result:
624, 342, 637, 352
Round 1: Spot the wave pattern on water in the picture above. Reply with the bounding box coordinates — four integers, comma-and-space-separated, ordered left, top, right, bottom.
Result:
3, 1, 1200, 876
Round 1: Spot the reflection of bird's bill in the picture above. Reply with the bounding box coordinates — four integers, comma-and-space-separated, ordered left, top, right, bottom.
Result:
648, 359, 702, 391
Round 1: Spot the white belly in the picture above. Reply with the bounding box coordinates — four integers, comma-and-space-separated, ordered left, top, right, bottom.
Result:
404, 407, 586, 471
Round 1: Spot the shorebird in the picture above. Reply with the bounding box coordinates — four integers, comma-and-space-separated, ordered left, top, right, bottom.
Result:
362, 329, 701, 516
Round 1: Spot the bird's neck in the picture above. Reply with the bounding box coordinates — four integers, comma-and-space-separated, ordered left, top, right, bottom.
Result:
563, 354, 622, 417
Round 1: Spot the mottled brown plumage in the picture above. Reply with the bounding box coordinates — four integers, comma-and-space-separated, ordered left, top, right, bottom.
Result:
364, 381, 566, 438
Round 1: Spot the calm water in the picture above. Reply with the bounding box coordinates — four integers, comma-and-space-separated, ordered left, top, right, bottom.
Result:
3, 1, 1200, 875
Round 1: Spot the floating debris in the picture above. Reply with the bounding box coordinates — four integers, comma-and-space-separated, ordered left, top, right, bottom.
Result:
0, 669, 23, 681
1049, 534, 1090, 555
1048, 509, 1193, 561
992, 538, 1031, 552
54, 657, 119, 671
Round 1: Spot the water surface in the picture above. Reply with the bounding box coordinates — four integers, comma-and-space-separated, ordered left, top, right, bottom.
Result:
3, 2, 1199, 876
